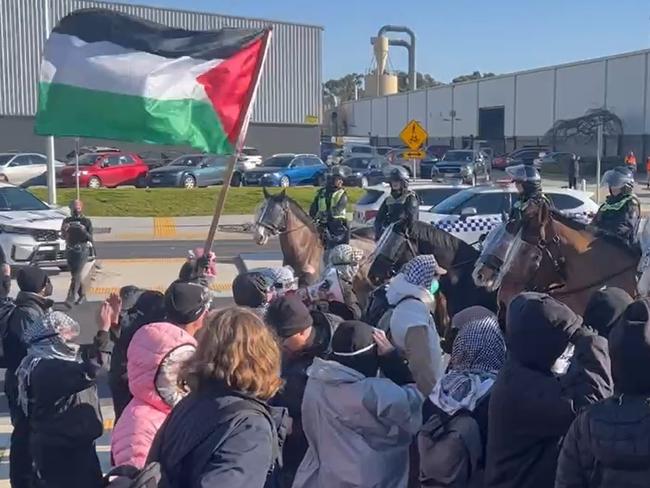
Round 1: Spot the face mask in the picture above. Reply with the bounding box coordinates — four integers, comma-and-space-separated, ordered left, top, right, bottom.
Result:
429, 279, 440, 295
42, 279, 53, 298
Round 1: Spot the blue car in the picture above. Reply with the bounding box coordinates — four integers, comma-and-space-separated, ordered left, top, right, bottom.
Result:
243, 153, 326, 187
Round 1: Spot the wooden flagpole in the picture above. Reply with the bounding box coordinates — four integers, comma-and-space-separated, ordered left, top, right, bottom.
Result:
203, 30, 273, 255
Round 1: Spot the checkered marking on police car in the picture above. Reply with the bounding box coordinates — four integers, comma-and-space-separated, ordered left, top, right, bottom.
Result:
434, 217, 503, 233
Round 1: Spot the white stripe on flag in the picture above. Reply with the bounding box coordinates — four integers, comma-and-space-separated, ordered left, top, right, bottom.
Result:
41, 33, 222, 101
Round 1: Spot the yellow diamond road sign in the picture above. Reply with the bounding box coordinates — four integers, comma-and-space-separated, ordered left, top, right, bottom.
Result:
400, 120, 428, 150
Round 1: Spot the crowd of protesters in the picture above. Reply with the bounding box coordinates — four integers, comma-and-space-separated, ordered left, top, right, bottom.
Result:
0, 240, 649, 488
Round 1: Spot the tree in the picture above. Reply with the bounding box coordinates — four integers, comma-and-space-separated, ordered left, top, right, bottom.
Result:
451, 71, 496, 83
396, 71, 444, 92
543, 108, 623, 145
323, 73, 364, 105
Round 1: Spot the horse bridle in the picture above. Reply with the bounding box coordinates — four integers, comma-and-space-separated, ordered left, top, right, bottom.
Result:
256, 199, 309, 236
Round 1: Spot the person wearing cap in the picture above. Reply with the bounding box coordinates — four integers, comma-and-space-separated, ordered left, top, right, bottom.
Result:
292, 321, 423, 488
556, 298, 650, 487
232, 270, 274, 317
583, 286, 632, 338
485, 292, 613, 488
4, 266, 53, 488
265, 294, 342, 487
505, 164, 550, 223
309, 165, 350, 252
374, 166, 419, 240
61, 199, 94, 307
162, 281, 211, 337
16, 310, 111, 488
592, 166, 641, 246
384, 254, 447, 396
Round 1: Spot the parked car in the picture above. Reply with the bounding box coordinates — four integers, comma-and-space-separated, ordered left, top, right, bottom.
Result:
317, 156, 396, 188
138, 150, 184, 169
375, 146, 394, 157
147, 154, 245, 189
353, 181, 469, 225
58, 152, 149, 189
431, 150, 491, 186
326, 144, 376, 165
533, 151, 575, 170
65, 146, 120, 161
0, 153, 65, 186
243, 154, 326, 187
419, 184, 598, 245
0, 184, 70, 267
238, 146, 263, 169
495, 146, 549, 169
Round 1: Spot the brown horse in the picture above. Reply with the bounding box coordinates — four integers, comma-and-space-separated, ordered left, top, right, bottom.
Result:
252, 188, 376, 306
473, 198, 638, 316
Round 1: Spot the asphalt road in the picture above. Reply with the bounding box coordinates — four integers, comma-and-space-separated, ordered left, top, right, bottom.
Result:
95, 238, 280, 260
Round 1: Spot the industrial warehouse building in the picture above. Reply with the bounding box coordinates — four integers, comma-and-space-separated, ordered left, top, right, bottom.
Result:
0, 0, 322, 158
341, 48, 650, 161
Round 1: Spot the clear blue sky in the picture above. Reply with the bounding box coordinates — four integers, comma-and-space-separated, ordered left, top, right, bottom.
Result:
120, 0, 650, 82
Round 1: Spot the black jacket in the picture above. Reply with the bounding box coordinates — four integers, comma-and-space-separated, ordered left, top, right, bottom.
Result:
555, 395, 650, 488
27, 331, 110, 448
62, 215, 93, 246
567, 155, 579, 178
485, 326, 612, 488
5, 292, 53, 373
374, 190, 419, 239
592, 192, 640, 246
270, 311, 340, 484
149, 384, 287, 488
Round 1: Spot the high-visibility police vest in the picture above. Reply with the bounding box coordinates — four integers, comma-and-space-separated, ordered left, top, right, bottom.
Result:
317, 188, 346, 220
598, 194, 637, 213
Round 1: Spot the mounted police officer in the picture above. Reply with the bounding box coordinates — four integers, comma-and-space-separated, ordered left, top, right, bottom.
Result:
309, 166, 350, 251
506, 164, 550, 222
592, 166, 640, 246
374, 167, 419, 240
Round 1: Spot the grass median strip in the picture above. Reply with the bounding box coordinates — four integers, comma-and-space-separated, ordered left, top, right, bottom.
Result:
30, 187, 366, 217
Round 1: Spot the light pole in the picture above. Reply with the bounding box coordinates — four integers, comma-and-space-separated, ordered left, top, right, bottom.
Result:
44, 0, 57, 204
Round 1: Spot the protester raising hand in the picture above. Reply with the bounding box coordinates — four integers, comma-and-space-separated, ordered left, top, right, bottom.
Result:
107, 292, 122, 327
372, 328, 395, 355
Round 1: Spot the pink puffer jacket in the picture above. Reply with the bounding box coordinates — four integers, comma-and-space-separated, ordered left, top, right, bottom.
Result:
111, 322, 197, 468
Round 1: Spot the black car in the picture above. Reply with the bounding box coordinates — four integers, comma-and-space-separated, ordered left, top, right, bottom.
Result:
316, 156, 397, 188
432, 150, 491, 186
138, 150, 184, 169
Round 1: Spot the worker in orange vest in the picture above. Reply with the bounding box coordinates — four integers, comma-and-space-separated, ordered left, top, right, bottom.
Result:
625, 151, 637, 173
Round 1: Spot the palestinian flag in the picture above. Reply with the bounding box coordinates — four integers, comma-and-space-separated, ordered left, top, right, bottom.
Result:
35, 9, 271, 154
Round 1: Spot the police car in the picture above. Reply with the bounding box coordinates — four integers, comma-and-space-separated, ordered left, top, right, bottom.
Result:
418, 183, 599, 246
353, 181, 470, 225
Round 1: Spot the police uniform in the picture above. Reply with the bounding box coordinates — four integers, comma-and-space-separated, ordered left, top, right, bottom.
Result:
309, 186, 350, 248
592, 192, 641, 246
509, 192, 551, 221
61, 213, 93, 304
374, 190, 419, 239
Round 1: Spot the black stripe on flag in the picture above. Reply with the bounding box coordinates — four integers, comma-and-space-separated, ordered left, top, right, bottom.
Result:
53, 8, 268, 61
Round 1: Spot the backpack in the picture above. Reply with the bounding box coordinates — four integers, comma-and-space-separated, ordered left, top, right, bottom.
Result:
418, 403, 486, 488
375, 294, 422, 335
0, 297, 16, 368
104, 399, 285, 488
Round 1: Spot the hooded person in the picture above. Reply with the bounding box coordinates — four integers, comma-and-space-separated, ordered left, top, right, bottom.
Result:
255, 265, 299, 300
5, 266, 53, 488
16, 311, 111, 488
111, 322, 197, 469
583, 287, 633, 338
108, 289, 167, 420
292, 321, 423, 488
232, 270, 274, 317
420, 311, 506, 488
384, 254, 446, 396
323, 244, 364, 320
556, 298, 650, 487
265, 294, 342, 487
485, 292, 613, 488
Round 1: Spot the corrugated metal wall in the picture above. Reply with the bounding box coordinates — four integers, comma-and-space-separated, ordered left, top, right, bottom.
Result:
0, 0, 322, 125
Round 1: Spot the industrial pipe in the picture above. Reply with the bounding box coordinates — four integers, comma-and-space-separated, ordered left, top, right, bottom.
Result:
377, 25, 416, 91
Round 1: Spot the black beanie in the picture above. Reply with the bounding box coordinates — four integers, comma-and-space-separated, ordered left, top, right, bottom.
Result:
17, 266, 49, 293
232, 272, 271, 308
164, 282, 209, 325
584, 287, 633, 338
266, 295, 313, 338
331, 320, 378, 378
610, 299, 650, 395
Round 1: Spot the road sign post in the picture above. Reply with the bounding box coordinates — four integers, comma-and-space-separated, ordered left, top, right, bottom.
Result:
399, 120, 428, 179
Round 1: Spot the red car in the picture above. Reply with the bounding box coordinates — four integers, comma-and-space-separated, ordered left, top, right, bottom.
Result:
58, 152, 149, 189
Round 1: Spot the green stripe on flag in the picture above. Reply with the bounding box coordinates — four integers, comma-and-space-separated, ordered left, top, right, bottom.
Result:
35, 83, 234, 154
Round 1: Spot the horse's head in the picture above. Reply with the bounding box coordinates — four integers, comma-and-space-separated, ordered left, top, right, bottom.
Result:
473, 198, 552, 291
368, 219, 417, 286
253, 187, 289, 245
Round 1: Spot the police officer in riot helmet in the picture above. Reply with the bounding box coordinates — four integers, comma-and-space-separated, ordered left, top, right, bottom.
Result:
592, 166, 640, 246
374, 166, 419, 240
309, 165, 350, 249
506, 164, 550, 221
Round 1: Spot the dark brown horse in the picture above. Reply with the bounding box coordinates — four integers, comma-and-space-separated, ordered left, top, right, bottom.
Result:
473, 198, 639, 316
252, 188, 375, 305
